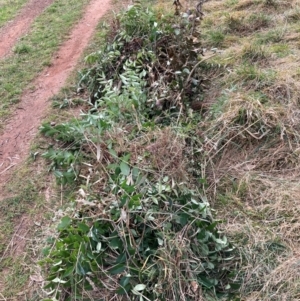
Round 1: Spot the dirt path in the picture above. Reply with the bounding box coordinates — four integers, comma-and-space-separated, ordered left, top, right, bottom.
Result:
0, 0, 112, 194
0, 0, 55, 58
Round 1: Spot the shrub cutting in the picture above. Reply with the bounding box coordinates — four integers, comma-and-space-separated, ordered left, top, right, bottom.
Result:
40, 2, 238, 300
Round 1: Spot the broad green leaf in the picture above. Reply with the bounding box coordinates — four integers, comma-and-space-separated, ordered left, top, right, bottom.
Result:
109, 263, 126, 275
198, 276, 214, 289
62, 265, 74, 278
215, 237, 227, 245
57, 216, 71, 231
53, 260, 62, 266
120, 275, 130, 287
42, 247, 51, 256
109, 237, 121, 249
76, 261, 89, 276
120, 162, 130, 176
122, 153, 131, 163
78, 222, 90, 234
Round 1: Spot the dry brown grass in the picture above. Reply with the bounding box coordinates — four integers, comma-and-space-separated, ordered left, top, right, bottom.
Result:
199, 0, 300, 299
214, 174, 300, 300
108, 126, 188, 182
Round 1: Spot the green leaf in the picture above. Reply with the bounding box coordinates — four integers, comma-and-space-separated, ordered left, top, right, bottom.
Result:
198, 276, 215, 289
109, 263, 126, 275
78, 222, 90, 234
42, 247, 51, 256
120, 162, 130, 176
57, 216, 71, 231
51, 277, 67, 284
215, 237, 227, 245
109, 237, 122, 249
120, 275, 130, 287
53, 260, 62, 266
133, 284, 146, 291
62, 265, 75, 278
116, 252, 127, 264
122, 153, 131, 163
76, 260, 89, 276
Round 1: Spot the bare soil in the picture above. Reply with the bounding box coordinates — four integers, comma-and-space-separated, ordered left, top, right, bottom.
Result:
0, 0, 55, 58
0, 0, 112, 196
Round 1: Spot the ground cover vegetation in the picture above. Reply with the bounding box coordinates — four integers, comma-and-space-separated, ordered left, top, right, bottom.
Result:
0, 0, 28, 28
39, 1, 239, 300
1, 0, 298, 300
0, 161, 50, 299
200, 0, 300, 300
0, 0, 90, 298
0, 0, 89, 127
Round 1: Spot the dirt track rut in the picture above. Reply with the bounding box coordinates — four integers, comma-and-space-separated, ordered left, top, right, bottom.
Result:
0, 0, 112, 192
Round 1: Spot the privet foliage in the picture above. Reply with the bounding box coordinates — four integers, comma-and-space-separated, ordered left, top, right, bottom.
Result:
40, 3, 238, 300
41, 164, 237, 301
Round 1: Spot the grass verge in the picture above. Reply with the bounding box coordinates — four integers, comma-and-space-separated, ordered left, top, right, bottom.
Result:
0, 0, 29, 28
199, 0, 300, 300
0, 160, 53, 299
0, 0, 90, 127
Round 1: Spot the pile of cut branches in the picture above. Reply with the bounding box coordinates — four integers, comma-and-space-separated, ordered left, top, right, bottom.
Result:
40, 2, 238, 301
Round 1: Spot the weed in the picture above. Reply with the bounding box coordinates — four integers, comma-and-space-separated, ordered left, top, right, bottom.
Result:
248, 13, 271, 30
224, 12, 271, 35
284, 7, 300, 23
224, 12, 247, 33
225, 0, 239, 7
36, 0, 300, 300
41, 180, 237, 300
262, 0, 278, 7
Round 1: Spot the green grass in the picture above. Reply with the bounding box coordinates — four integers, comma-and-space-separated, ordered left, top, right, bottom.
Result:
1, 258, 31, 297
270, 43, 291, 57
203, 29, 226, 47
240, 44, 271, 64
255, 28, 286, 44
0, 0, 29, 28
0, 0, 90, 126
0, 169, 45, 298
